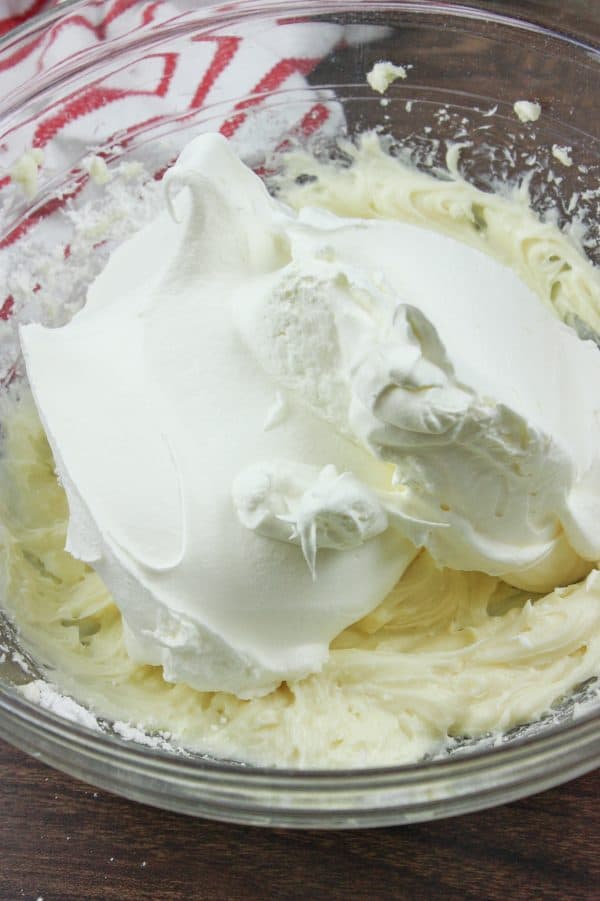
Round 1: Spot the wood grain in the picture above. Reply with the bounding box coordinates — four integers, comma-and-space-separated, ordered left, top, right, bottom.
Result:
0, 739, 598, 901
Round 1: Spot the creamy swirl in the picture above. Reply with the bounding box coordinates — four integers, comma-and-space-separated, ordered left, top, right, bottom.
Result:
19, 133, 600, 699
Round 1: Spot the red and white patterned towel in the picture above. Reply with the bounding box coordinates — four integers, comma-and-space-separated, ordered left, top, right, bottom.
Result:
0, 1, 386, 155
0, 2, 388, 242
0, 2, 388, 333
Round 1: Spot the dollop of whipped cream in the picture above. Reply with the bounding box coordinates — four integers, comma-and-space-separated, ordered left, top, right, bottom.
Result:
233, 462, 389, 579
20, 134, 600, 697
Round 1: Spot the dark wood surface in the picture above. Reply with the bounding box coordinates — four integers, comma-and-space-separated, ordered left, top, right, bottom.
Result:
1, 738, 598, 900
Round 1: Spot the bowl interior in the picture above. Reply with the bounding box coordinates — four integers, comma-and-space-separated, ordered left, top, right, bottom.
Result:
0, 0, 598, 825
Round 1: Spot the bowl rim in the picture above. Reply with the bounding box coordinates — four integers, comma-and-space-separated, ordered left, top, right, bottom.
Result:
2, 0, 599, 65
3, 679, 600, 780
2, 681, 598, 826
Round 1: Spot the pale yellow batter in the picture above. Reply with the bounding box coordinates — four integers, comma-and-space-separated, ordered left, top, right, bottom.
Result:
1, 135, 600, 768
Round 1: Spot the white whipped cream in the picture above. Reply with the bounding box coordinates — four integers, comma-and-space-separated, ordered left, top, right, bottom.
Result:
20, 133, 600, 698
234, 193, 600, 593
233, 462, 389, 579
19, 135, 417, 698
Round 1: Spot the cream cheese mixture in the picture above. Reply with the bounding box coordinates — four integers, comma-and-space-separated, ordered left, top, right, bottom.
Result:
2, 132, 600, 767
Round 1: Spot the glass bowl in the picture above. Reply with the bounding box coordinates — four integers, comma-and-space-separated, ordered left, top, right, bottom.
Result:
0, 0, 599, 827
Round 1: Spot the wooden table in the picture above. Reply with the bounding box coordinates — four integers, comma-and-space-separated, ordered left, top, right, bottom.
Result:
1, 739, 598, 900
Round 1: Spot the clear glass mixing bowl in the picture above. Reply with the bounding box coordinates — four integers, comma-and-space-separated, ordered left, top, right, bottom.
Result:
0, 0, 599, 827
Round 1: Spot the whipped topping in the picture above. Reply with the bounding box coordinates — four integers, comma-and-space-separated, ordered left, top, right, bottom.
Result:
19, 135, 417, 698
234, 188, 600, 593
233, 462, 389, 579
20, 133, 600, 698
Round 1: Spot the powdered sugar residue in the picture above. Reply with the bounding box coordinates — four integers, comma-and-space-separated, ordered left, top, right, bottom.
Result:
19, 679, 101, 731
